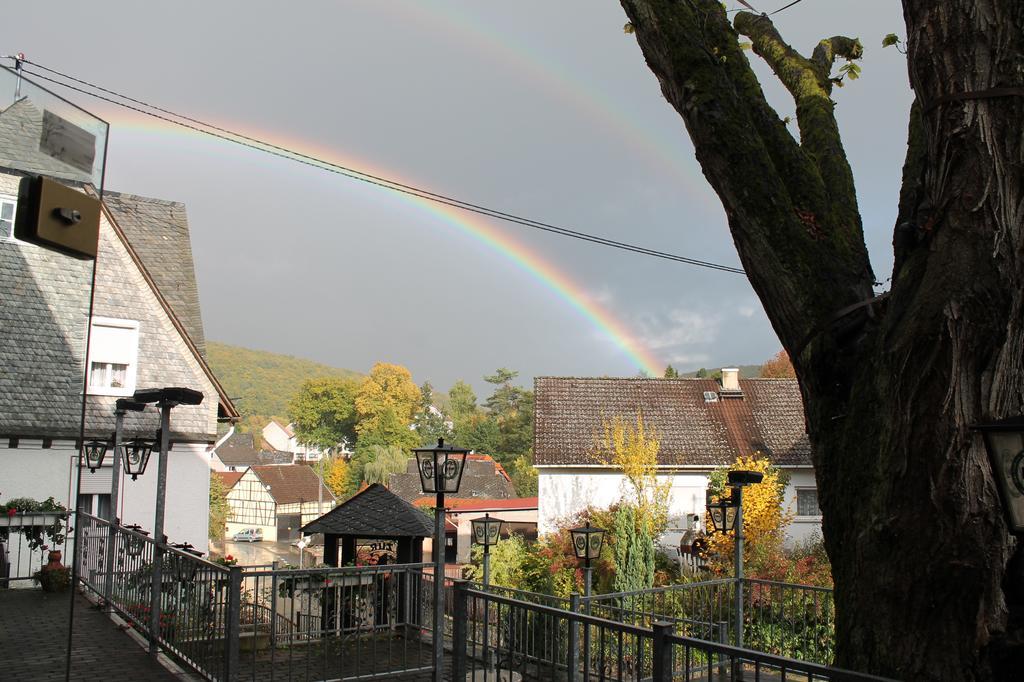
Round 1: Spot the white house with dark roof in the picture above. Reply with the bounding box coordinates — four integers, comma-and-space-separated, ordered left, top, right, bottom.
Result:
533, 372, 822, 549
0, 97, 238, 554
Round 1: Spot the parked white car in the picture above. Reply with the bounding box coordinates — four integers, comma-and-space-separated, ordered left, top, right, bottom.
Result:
232, 528, 263, 542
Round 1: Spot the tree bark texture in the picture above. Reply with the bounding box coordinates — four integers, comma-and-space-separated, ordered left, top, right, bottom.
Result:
619, 1, 1024, 679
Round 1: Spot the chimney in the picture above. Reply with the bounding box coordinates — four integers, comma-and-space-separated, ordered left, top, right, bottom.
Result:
719, 368, 743, 398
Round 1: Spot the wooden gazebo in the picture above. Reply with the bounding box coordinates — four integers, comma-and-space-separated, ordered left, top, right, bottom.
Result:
300, 483, 433, 566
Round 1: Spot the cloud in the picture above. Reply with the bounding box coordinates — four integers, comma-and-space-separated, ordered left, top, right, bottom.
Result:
632, 307, 722, 351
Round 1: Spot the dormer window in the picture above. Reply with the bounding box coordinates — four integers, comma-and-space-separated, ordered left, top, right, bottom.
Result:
87, 317, 140, 396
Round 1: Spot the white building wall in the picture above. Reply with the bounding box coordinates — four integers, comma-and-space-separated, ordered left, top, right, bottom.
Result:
0, 440, 211, 554
538, 466, 822, 551
781, 468, 822, 546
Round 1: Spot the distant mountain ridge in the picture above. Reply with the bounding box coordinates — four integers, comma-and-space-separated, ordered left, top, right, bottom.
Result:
207, 341, 362, 419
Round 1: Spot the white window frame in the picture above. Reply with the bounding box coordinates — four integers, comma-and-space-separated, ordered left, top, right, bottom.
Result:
795, 487, 822, 519
86, 317, 140, 397
0, 194, 18, 242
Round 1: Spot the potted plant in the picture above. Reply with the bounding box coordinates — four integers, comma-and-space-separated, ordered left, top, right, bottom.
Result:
33, 564, 71, 592
0, 497, 68, 551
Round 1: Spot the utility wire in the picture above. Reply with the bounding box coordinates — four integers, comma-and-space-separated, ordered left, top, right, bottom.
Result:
770, 0, 806, 15
17, 59, 746, 275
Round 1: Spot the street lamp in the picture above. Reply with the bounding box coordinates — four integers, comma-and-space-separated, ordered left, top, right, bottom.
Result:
972, 416, 1024, 534
569, 525, 605, 599
170, 542, 203, 583
120, 438, 155, 481
705, 469, 764, 650
122, 524, 149, 557
413, 437, 470, 682
131, 386, 204, 654
471, 513, 504, 587
83, 440, 109, 473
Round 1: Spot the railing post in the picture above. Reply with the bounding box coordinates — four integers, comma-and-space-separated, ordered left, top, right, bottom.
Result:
452, 579, 469, 681
652, 621, 674, 682
224, 566, 242, 681
270, 560, 279, 648
568, 592, 580, 682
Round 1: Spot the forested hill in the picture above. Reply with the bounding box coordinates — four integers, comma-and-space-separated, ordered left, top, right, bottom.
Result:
207, 342, 362, 419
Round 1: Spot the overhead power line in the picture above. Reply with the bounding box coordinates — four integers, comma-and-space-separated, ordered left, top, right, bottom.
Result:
16, 58, 746, 275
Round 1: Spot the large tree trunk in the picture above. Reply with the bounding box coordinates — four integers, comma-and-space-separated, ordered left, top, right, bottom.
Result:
619, 1, 1024, 678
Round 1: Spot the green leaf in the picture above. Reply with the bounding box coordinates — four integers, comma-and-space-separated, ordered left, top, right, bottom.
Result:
882, 33, 900, 48
738, 41, 752, 51
838, 62, 861, 81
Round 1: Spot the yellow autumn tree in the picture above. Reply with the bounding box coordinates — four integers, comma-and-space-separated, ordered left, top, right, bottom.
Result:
354, 363, 422, 436
321, 455, 351, 499
705, 455, 792, 573
599, 412, 672, 535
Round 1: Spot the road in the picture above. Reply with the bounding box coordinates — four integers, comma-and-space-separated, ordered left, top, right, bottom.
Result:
208, 539, 324, 568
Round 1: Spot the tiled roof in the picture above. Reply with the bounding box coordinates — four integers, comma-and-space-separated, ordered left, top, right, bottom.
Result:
214, 471, 243, 488
411, 497, 539, 511
302, 483, 433, 538
103, 192, 206, 357
0, 99, 94, 183
388, 455, 518, 504
250, 465, 335, 506
533, 377, 811, 467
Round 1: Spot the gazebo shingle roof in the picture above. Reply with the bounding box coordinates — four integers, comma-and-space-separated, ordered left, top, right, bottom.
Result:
302, 483, 434, 537
534, 377, 811, 467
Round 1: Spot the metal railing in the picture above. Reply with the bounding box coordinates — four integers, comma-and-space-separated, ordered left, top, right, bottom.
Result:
0, 511, 71, 586
77, 513, 443, 681
237, 562, 435, 681
451, 581, 892, 682
77, 513, 232, 680
582, 577, 836, 665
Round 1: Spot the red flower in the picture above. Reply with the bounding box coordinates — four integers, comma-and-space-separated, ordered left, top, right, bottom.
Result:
6, 508, 16, 517
226, 555, 234, 561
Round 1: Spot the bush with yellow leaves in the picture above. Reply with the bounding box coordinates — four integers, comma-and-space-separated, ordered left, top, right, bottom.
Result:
704, 455, 791, 575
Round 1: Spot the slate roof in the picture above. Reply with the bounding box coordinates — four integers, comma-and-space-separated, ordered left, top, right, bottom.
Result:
0, 99, 94, 183
215, 432, 294, 467
533, 377, 811, 467
250, 465, 335, 506
103, 192, 206, 357
302, 483, 434, 538
388, 454, 518, 504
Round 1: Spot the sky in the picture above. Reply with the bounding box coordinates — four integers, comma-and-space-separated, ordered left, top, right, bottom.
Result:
3, 1, 913, 395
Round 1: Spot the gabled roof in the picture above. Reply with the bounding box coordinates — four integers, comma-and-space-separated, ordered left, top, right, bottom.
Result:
103, 192, 206, 357
533, 377, 811, 467
250, 464, 335, 505
214, 471, 244, 488
302, 483, 433, 538
387, 454, 518, 504
215, 432, 293, 467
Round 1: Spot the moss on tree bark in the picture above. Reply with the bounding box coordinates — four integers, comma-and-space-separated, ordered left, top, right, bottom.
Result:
620, 0, 1024, 678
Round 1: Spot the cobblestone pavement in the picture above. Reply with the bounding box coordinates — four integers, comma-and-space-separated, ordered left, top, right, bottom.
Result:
0, 587, 188, 681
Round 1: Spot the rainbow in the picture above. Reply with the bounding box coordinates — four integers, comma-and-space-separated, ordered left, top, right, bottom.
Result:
103, 110, 666, 376
391, 0, 719, 210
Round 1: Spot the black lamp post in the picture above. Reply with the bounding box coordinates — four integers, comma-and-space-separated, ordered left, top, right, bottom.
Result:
130, 386, 204, 654
83, 440, 109, 473
413, 437, 470, 682
471, 513, 504, 587
569, 525, 605, 600
972, 416, 1024, 534
705, 469, 764, 650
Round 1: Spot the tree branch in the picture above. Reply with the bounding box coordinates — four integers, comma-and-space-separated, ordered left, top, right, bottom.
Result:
620, 0, 875, 353
734, 12, 863, 237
